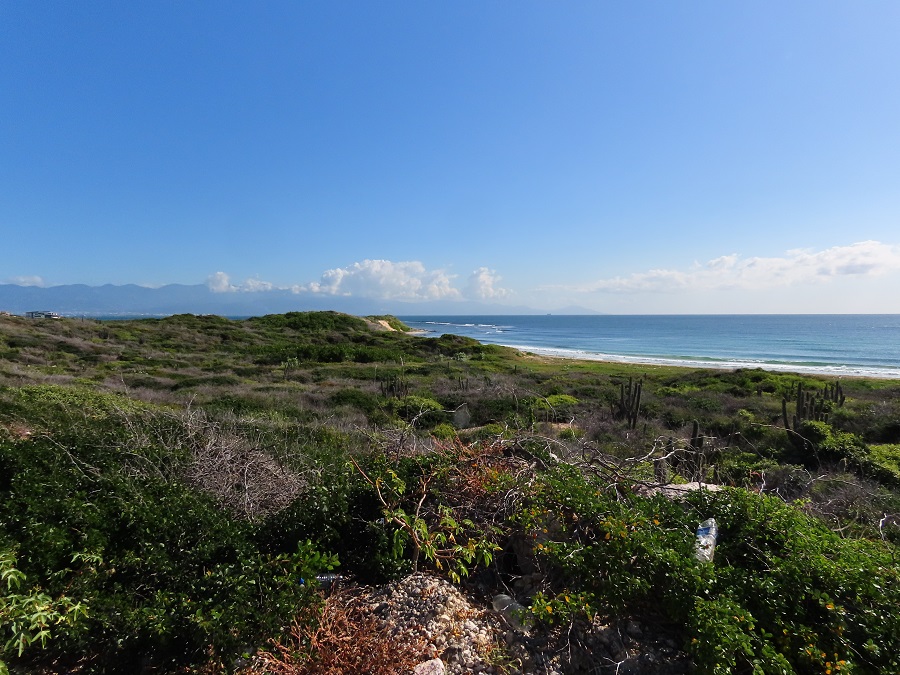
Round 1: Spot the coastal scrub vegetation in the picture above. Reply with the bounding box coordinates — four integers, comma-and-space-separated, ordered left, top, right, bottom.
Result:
1, 311, 899, 673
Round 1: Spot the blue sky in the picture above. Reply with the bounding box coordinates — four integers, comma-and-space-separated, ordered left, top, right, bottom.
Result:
2, 1, 899, 313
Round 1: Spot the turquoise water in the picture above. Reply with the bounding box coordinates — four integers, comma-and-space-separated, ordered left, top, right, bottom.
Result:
399, 315, 900, 379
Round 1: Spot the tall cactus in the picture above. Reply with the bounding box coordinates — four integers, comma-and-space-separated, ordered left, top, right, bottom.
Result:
782, 379, 842, 451
618, 376, 642, 429
783, 381, 831, 432
380, 374, 409, 398
823, 380, 846, 407
690, 419, 704, 450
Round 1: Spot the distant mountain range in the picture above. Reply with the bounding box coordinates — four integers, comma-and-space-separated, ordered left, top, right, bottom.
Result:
0, 283, 600, 317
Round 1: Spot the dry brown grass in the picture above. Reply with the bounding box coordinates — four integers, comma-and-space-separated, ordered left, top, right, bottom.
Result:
247, 588, 426, 675
177, 408, 307, 519
0, 420, 33, 440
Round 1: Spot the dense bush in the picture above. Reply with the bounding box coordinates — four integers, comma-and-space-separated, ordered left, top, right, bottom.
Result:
0, 387, 337, 672
519, 465, 900, 674
532, 393, 579, 422
329, 387, 381, 415
391, 395, 445, 427
257, 469, 405, 584
247, 311, 369, 334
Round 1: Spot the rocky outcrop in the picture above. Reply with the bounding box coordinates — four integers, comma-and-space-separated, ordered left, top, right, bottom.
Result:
352, 573, 691, 675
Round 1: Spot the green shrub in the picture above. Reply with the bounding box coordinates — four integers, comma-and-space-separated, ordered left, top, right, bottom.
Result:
466, 397, 523, 426
432, 423, 458, 440
392, 395, 444, 427
0, 548, 90, 668
529, 394, 579, 423
258, 475, 401, 583
247, 311, 368, 334
869, 444, 900, 481
172, 374, 242, 390
558, 426, 583, 440
470, 423, 506, 441
0, 425, 336, 671
329, 388, 381, 415
518, 465, 900, 674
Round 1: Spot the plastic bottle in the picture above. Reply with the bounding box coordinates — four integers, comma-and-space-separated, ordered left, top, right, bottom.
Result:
694, 518, 718, 562
492, 593, 529, 630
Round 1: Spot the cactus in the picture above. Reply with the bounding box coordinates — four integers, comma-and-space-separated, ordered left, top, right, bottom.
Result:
783, 379, 839, 451
654, 445, 671, 483
617, 376, 643, 429
380, 374, 409, 398
781, 396, 792, 431
823, 380, 846, 406
690, 419, 704, 450
784, 381, 831, 431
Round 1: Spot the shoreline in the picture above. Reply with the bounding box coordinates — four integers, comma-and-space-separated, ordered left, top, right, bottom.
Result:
509, 344, 900, 380
412, 327, 900, 380
404, 314, 900, 381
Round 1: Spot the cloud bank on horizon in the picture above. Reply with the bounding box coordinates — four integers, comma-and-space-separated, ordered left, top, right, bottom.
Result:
4, 276, 46, 288
551, 241, 900, 295
205, 262, 511, 303
299, 260, 460, 300
5, 240, 900, 313
185, 240, 900, 312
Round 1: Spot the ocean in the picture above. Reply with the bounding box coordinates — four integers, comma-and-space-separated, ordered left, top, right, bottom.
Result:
398, 315, 900, 379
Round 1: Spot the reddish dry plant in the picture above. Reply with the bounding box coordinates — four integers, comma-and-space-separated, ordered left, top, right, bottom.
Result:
0, 421, 33, 440
448, 441, 524, 505
247, 588, 427, 675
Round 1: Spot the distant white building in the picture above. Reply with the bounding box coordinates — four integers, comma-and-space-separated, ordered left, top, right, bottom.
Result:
25, 310, 61, 319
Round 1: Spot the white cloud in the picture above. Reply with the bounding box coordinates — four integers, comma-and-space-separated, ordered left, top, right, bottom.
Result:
558, 241, 900, 294
242, 278, 274, 292
207, 272, 276, 293
5, 275, 45, 287
205, 261, 514, 303
299, 259, 462, 301
207, 272, 236, 293
466, 267, 511, 300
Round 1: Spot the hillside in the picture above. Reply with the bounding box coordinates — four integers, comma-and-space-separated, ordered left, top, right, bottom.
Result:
1, 312, 899, 674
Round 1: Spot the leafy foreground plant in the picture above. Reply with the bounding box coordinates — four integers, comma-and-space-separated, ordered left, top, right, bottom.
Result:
0, 549, 90, 675
520, 463, 900, 674
351, 451, 500, 583
0, 411, 338, 672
